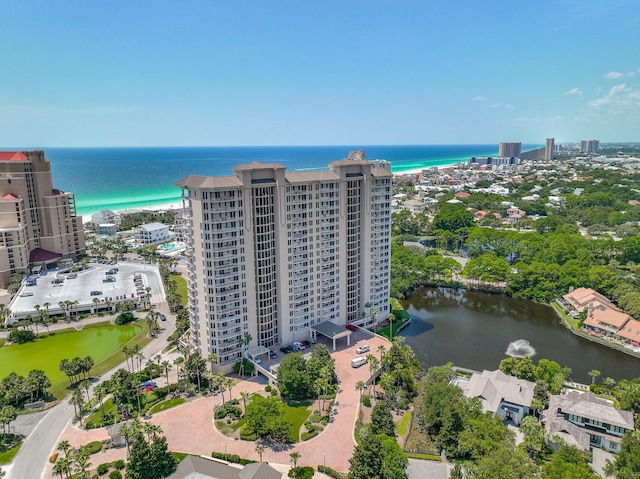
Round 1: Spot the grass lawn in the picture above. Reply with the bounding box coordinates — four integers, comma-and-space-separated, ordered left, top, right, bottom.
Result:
0, 442, 22, 465
283, 400, 312, 442
551, 302, 581, 330
405, 452, 441, 461
395, 410, 411, 437
0, 320, 148, 399
148, 397, 186, 415
216, 417, 246, 436
171, 274, 188, 307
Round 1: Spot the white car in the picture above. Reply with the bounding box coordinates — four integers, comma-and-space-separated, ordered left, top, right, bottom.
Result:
292, 341, 306, 350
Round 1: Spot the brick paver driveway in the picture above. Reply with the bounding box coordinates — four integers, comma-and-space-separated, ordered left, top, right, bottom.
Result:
47, 330, 389, 476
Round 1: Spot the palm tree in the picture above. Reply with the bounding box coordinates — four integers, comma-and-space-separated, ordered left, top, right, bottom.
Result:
387, 313, 395, 342
377, 344, 386, 362
94, 383, 107, 423
146, 359, 156, 382
80, 379, 91, 401
225, 377, 235, 401
72, 448, 91, 478
588, 369, 601, 384
57, 439, 71, 458
122, 346, 132, 372
290, 451, 301, 468
215, 373, 226, 404
92, 297, 100, 313
208, 353, 218, 372
356, 380, 366, 403
162, 361, 172, 392
71, 388, 85, 424
240, 391, 250, 413
0, 304, 7, 328
256, 443, 265, 462
174, 356, 184, 393
52, 457, 69, 479
366, 355, 380, 396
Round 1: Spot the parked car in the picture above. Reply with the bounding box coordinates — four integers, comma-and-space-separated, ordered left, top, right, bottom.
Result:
346, 324, 358, 332
308, 337, 317, 344
292, 341, 306, 350
280, 345, 294, 354
356, 344, 370, 354
301, 340, 311, 348
269, 350, 277, 359
160, 314, 167, 321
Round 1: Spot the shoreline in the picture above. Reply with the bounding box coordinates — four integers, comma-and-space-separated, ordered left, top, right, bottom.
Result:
81, 201, 184, 224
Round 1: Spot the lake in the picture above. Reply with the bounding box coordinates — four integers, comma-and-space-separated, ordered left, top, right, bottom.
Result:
399, 287, 640, 383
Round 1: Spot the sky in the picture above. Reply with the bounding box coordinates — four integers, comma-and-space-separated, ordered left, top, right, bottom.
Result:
1, 0, 639, 147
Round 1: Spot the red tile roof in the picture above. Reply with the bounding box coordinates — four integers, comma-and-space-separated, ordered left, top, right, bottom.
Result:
616, 319, 640, 342
1, 194, 18, 200
0, 152, 28, 161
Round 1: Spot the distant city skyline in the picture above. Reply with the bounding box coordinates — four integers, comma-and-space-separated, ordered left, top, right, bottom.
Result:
1, 1, 639, 147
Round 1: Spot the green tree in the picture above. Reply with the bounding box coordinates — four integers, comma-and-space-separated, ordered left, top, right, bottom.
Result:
370, 402, 396, 437
276, 353, 311, 400
466, 443, 539, 479
244, 395, 292, 443
604, 430, 640, 479
290, 451, 301, 468
125, 431, 177, 479
542, 445, 598, 479
588, 369, 601, 384
348, 432, 408, 479
520, 415, 546, 461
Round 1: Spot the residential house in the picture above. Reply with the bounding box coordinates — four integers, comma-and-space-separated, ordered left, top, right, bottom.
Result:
134, 222, 171, 246
506, 207, 525, 224
166, 456, 282, 479
612, 318, 640, 347
403, 199, 426, 214
459, 369, 535, 425
90, 209, 121, 226
562, 287, 616, 313
454, 191, 470, 199
583, 307, 632, 338
543, 391, 634, 453
95, 224, 117, 236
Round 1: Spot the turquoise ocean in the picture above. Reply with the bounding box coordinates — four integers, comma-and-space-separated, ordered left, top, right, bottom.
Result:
25, 145, 539, 217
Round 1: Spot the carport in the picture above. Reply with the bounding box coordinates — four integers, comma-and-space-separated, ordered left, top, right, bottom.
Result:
312, 321, 352, 351
246, 345, 270, 361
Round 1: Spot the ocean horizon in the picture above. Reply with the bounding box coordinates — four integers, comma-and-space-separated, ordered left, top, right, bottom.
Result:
9, 145, 541, 217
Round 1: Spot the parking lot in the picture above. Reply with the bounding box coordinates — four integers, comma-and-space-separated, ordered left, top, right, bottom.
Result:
9, 261, 164, 320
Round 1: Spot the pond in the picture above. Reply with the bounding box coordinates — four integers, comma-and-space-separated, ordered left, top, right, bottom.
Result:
399, 287, 640, 383
0, 324, 140, 384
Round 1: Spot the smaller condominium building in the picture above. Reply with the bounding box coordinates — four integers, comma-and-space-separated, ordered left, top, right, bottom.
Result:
0, 150, 85, 287
176, 151, 392, 370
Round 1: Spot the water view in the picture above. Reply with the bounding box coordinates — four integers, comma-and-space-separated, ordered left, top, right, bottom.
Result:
400, 287, 640, 383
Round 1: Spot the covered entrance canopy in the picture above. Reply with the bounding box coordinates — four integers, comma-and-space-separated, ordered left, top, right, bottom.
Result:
311, 321, 352, 351
246, 345, 270, 359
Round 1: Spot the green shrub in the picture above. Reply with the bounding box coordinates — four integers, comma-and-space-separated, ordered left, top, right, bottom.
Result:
97, 463, 110, 475
113, 459, 125, 470
288, 466, 314, 479
109, 471, 122, 479
115, 312, 136, 325
317, 465, 344, 479
92, 474, 99, 479
265, 385, 272, 392
211, 451, 245, 464
301, 430, 319, 441
83, 441, 103, 455
240, 425, 258, 441
361, 395, 371, 407
270, 388, 278, 397
8, 329, 36, 344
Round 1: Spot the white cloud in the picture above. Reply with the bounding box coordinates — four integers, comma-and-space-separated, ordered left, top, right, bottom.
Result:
605, 71, 624, 79
588, 83, 635, 108
605, 70, 636, 79
490, 103, 515, 109
565, 87, 583, 96
472, 96, 484, 101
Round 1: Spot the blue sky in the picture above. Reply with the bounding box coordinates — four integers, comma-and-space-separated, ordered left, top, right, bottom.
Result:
1, 0, 639, 146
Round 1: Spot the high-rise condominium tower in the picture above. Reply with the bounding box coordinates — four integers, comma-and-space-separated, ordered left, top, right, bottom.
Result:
176, 150, 392, 370
580, 139, 599, 154
499, 142, 522, 158
0, 150, 85, 287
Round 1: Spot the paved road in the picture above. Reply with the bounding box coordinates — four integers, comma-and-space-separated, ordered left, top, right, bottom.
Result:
7, 296, 176, 479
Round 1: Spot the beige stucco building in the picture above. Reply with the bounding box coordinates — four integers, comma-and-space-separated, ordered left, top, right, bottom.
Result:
176, 150, 392, 369
0, 150, 85, 287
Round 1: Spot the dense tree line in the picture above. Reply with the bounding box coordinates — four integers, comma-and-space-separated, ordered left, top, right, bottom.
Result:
59, 356, 95, 385
0, 370, 51, 407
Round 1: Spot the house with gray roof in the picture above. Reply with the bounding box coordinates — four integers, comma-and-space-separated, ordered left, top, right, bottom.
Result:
458, 369, 535, 425
166, 456, 282, 479
542, 391, 634, 453
134, 222, 171, 245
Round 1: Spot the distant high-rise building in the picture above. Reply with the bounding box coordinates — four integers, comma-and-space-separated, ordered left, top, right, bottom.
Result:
0, 150, 86, 287
176, 150, 392, 370
545, 138, 555, 162
580, 140, 599, 154
499, 142, 522, 158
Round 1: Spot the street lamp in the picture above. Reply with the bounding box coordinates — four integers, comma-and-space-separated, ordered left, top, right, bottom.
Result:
323, 453, 326, 469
